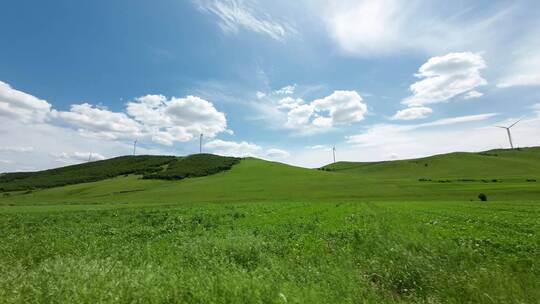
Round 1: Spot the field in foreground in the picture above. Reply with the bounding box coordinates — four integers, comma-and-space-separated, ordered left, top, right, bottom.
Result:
0, 148, 539, 303
1, 201, 539, 303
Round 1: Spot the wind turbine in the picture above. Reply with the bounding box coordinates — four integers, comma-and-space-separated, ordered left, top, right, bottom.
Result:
133, 139, 138, 156
332, 146, 336, 163
199, 133, 203, 154
496, 119, 522, 149
88, 152, 92, 162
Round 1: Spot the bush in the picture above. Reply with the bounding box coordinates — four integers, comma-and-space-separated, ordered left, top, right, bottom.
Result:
478, 193, 487, 202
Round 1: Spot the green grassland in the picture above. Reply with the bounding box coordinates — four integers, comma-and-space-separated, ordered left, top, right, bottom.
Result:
0, 148, 539, 303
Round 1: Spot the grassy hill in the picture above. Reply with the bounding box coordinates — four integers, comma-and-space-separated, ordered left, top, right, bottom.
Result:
322, 147, 540, 180
1, 147, 539, 207
0, 154, 239, 192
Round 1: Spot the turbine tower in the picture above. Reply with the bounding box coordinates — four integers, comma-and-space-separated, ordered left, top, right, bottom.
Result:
332, 146, 336, 163
88, 152, 92, 162
133, 139, 138, 156
496, 119, 521, 149
200, 133, 203, 154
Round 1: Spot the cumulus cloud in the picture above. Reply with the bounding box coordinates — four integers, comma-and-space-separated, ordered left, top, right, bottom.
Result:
0, 81, 52, 123
50, 94, 228, 146
277, 97, 304, 110
312, 91, 368, 124
285, 104, 314, 128
194, 0, 296, 41
402, 52, 487, 107
281, 90, 367, 133
266, 148, 290, 158
0, 80, 229, 148
204, 139, 262, 157
127, 95, 228, 145
55, 103, 143, 140
391, 107, 432, 120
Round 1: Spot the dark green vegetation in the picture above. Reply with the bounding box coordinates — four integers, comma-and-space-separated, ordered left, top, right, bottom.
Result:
1, 201, 538, 303
144, 154, 239, 180
0, 155, 175, 191
0, 147, 539, 303
0, 154, 239, 192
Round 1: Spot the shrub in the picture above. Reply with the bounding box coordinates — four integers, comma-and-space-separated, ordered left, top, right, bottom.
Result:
478, 193, 487, 202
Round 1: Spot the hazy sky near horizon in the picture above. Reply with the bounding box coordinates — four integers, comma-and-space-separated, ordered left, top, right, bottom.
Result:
1, 0, 540, 171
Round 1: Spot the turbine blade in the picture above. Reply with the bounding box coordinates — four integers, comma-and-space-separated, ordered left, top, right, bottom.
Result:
508, 118, 523, 128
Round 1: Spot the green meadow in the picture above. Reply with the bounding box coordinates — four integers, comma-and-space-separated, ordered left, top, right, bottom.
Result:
0, 148, 539, 303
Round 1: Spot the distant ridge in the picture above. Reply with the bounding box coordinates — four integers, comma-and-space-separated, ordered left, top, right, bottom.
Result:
321, 146, 540, 179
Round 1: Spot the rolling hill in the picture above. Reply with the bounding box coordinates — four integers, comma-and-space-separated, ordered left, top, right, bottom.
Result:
1, 147, 539, 207
322, 147, 540, 179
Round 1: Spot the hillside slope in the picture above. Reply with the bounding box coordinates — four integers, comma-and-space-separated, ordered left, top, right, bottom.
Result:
1, 149, 540, 206
322, 147, 540, 179
0, 154, 239, 191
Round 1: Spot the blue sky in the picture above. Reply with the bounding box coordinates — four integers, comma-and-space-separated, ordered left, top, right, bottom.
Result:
1, 0, 540, 171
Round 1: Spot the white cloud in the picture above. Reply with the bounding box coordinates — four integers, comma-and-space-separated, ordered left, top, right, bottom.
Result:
0, 80, 229, 148
0, 159, 13, 164
498, 75, 540, 88
256, 91, 266, 99
54, 103, 143, 140
194, 0, 295, 41
277, 97, 304, 110
497, 46, 540, 88
324, 0, 515, 57
274, 84, 296, 95
312, 91, 368, 124
285, 104, 314, 128
51, 152, 106, 164
533, 103, 540, 114
284, 112, 540, 168
126, 95, 228, 145
391, 107, 432, 121
0, 119, 168, 172
0, 146, 34, 153
403, 52, 487, 107
347, 113, 498, 146
0, 81, 52, 123
308, 145, 329, 150
203, 139, 262, 157
463, 90, 484, 99
266, 148, 290, 158
280, 90, 367, 133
